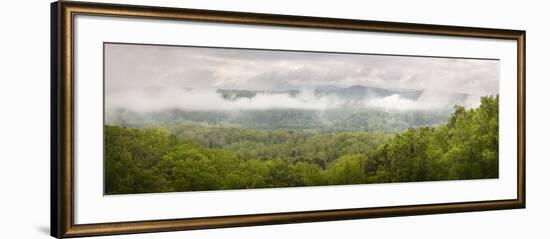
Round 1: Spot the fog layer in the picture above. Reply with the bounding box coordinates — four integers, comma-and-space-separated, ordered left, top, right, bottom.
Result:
106, 87, 482, 113
105, 43, 498, 113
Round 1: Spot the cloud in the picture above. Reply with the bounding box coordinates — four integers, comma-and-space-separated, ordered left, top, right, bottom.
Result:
105, 43, 499, 96
106, 87, 483, 113
365, 91, 482, 111
107, 88, 346, 112
105, 43, 499, 113
365, 94, 437, 111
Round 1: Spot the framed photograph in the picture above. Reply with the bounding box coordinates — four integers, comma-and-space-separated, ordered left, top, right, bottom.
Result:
51, 1, 526, 238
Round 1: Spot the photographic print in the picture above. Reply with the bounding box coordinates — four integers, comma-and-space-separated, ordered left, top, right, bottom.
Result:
104, 43, 499, 195
52, 2, 525, 237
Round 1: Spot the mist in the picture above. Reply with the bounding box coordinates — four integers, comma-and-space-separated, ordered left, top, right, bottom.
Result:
107, 88, 339, 112
106, 87, 482, 113
364, 91, 483, 111
105, 43, 499, 115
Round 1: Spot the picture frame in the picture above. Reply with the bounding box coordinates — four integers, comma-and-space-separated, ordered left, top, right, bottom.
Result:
51, 1, 526, 238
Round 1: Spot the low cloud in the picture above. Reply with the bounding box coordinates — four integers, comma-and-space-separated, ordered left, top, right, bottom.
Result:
107, 88, 345, 112
106, 88, 481, 113
105, 44, 499, 97
365, 91, 483, 111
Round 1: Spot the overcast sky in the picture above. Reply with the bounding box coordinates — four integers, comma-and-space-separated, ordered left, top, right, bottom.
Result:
105, 43, 499, 96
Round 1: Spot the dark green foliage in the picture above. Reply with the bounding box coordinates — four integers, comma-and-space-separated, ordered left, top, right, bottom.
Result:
105, 96, 499, 194
369, 96, 499, 182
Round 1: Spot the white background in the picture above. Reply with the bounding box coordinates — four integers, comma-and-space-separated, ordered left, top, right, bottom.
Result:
0, 0, 546, 238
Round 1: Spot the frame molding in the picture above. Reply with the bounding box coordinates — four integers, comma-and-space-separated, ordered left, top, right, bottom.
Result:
51, 1, 526, 238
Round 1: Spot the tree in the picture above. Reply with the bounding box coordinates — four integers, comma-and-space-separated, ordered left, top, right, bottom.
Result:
104, 95, 499, 194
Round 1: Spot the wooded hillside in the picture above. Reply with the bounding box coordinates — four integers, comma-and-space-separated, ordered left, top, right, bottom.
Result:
104, 96, 498, 194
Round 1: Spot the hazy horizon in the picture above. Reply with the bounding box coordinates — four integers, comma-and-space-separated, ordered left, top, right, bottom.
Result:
105, 43, 499, 113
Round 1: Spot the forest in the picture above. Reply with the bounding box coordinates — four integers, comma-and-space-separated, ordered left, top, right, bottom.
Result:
105, 85, 458, 132
104, 96, 498, 194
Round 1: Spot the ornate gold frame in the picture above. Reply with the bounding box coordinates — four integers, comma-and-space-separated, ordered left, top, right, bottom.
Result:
51, 1, 526, 238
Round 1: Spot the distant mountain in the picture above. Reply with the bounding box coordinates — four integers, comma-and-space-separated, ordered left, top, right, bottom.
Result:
106, 85, 478, 132
216, 85, 468, 103
216, 89, 300, 100
216, 85, 411, 101
314, 85, 343, 91
314, 85, 421, 101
